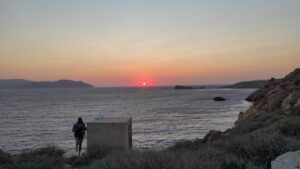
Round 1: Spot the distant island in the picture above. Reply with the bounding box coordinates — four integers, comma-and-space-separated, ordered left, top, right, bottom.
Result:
174, 85, 205, 89
174, 80, 268, 89
0, 79, 94, 89
223, 80, 268, 89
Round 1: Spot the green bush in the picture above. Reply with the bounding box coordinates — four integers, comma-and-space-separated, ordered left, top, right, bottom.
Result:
2, 108, 300, 169
170, 139, 205, 151
277, 117, 300, 136
0, 149, 12, 165
69, 146, 115, 168
87, 150, 179, 169
1, 147, 65, 169
80, 107, 300, 169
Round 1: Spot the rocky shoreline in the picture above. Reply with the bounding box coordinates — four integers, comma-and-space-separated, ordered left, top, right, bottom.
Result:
202, 68, 300, 143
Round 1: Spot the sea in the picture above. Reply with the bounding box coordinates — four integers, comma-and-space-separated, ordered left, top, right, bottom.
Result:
0, 87, 255, 154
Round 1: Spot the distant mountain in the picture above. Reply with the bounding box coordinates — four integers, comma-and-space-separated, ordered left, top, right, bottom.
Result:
0, 79, 93, 89
174, 85, 226, 89
223, 80, 267, 89
174, 80, 268, 90
0, 79, 32, 89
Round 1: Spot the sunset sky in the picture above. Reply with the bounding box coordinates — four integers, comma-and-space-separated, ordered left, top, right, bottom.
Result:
1, 0, 300, 86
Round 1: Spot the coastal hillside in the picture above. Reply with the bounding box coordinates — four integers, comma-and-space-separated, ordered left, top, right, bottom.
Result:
237, 69, 300, 124
0, 79, 93, 89
172, 68, 300, 168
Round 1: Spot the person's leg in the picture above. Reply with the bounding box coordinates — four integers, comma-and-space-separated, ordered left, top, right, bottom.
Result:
78, 139, 83, 156
75, 137, 79, 152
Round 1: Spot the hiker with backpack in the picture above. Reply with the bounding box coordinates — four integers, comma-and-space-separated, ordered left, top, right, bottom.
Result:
72, 117, 87, 156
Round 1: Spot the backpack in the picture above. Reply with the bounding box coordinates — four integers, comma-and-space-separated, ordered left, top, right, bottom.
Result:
73, 123, 83, 134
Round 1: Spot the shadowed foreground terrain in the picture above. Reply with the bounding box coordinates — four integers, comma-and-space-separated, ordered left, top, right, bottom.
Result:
1, 69, 300, 169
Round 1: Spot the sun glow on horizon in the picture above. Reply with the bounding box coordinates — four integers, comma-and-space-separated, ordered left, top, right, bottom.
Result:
1, 1, 300, 86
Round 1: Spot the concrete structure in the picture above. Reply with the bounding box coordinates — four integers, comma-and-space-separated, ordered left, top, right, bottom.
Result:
87, 117, 132, 152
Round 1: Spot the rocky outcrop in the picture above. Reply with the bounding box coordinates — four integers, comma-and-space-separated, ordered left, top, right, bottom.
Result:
281, 91, 300, 109
271, 150, 300, 169
213, 97, 226, 101
236, 69, 300, 125
201, 130, 223, 143
172, 69, 300, 168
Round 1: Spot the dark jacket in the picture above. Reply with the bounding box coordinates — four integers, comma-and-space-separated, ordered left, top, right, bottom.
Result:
72, 122, 87, 139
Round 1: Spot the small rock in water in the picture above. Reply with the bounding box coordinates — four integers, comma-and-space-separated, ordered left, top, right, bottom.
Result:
213, 97, 226, 101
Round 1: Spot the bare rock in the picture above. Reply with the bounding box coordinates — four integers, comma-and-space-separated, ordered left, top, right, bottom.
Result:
272, 150, 300, 169
63, 150, 78, 159
63, 149, 86, 159
202, 130, 222, 143
285, 68, 300, 80
295, 100, 300, 107
282, 91, 300, 109
237, 68, 300, 124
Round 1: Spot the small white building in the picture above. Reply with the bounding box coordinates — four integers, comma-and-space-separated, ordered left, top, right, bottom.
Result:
87, 117, 132, 152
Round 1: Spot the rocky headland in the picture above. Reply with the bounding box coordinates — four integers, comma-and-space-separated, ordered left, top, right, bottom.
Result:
172, 68, 300, 169
237, 69, 300, 124
199, 69, 300, 143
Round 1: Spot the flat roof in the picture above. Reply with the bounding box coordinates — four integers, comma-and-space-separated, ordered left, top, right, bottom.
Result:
88, 117, 132, 124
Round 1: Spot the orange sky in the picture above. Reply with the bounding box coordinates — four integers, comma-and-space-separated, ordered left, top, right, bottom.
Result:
1, 1, 300, 86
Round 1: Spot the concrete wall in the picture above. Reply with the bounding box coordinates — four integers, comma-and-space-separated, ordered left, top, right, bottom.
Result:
87, 117, 132, 152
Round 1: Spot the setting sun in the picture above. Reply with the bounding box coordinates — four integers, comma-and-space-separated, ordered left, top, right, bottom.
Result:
1, 1, 300, 168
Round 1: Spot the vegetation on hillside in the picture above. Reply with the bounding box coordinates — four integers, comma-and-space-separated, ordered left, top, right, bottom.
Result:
1, 108, 299, 169
0, 147, 64, 169
64, 107, 298, 169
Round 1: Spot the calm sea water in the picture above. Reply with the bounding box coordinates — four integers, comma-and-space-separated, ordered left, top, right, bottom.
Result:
0, 87, 255, 154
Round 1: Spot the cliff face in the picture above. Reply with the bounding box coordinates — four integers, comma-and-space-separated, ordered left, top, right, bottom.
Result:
236, 69, 300, 125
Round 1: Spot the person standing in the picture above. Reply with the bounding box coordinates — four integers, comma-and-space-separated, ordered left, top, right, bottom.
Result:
72, 117, 87, 156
